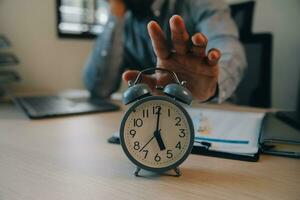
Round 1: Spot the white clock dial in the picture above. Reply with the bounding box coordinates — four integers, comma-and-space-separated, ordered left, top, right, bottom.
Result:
120, 96, 194, 171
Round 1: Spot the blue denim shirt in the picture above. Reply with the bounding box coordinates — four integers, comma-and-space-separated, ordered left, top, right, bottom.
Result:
83, 0, 246, 102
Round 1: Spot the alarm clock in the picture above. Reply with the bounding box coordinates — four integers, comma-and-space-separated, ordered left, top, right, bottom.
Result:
120, 68, 194, 177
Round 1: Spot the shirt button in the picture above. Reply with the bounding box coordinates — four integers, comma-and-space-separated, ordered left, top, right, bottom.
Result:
154, 10, 160, 17
108, 22, 114, 28
221, 91, 226, 99
101, 50, 108, 57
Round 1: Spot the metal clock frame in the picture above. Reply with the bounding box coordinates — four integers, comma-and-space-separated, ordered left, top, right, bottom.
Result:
120, 95, 194, 177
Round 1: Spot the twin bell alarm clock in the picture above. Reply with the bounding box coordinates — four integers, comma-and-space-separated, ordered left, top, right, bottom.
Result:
119, 67, 194, 177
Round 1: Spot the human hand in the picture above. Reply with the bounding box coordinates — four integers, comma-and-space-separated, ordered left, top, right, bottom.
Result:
123, 15, 221, 102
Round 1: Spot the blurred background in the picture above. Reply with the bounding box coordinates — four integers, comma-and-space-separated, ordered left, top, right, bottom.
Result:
0, 0, 299, 110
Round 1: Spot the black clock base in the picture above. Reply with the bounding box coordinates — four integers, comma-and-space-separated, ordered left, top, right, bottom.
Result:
133, 167, 181, 177
133, 167, 142, 176
173, 167, 181, 177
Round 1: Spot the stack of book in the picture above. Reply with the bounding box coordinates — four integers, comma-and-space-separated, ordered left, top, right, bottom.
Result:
0, 34, 20, 97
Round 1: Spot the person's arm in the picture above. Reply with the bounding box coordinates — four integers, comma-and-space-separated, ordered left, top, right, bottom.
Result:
83, 15, 124, 98
193, 0, 247, 103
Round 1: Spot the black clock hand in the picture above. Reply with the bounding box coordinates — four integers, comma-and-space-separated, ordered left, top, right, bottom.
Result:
154, 107, 166, 151
154, 130, 166, 151
155, 107, 161, 131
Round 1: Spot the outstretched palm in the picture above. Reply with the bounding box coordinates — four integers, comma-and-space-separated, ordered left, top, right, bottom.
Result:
123, 15, 221, 102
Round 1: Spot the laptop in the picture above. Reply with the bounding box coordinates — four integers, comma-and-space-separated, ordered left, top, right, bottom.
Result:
14, 94, 119, 119
276, 81, 300, 130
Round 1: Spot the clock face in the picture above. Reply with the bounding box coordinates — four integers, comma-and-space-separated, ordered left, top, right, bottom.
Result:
120, 96, 194, 172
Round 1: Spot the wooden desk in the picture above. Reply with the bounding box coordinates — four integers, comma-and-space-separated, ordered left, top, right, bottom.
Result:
0, 102, 299, 200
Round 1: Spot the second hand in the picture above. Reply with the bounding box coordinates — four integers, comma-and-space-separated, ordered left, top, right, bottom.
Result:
139, 133, 157, 152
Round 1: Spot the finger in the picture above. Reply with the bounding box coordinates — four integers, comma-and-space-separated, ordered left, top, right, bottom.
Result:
191, 33, 208, 58
147, 21, 171, 59
156, 71, 174, 87
170, 15, 190, 55
122, 70, 156, 90
207, 48, 221, 66
160, 59, 219, 77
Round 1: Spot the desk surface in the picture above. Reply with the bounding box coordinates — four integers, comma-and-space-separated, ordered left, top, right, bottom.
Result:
0, 102, 299, 200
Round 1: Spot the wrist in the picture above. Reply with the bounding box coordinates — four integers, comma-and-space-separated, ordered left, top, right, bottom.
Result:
199, 84, 219, 103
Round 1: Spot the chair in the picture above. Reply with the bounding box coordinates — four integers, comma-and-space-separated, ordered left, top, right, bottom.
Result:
234, 34, 273, 108
229, 1, 273, 108
230, 1, 255, 39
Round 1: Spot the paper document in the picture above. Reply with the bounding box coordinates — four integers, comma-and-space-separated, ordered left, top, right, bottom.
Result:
187, 107, 265, 155
112, 107, 265, 156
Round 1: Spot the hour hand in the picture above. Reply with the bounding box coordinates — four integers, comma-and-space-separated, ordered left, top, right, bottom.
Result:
154, 129, 166, 151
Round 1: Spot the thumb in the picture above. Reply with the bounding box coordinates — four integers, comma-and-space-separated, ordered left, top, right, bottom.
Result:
122, 70, 157, 90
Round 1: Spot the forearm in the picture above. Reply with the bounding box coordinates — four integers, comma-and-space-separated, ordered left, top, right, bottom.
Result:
83, 16, 124, 98
83, 35, 109, 98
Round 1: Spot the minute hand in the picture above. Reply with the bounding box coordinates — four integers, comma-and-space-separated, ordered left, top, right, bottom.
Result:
155, 107, 161, 131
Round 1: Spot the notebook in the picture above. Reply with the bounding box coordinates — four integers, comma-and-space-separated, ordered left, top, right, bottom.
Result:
260, 113, 300, 158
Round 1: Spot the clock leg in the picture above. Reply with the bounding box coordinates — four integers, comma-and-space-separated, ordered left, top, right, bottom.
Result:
133, 167, 141, 177
174, 167, 181, 177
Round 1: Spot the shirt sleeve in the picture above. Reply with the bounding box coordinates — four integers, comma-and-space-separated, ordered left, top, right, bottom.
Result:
83, 15, 125, 98
190, 0, 247, 103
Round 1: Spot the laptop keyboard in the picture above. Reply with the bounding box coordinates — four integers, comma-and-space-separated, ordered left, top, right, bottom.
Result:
23, 96, 73, 110
15, 96, 119, 118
